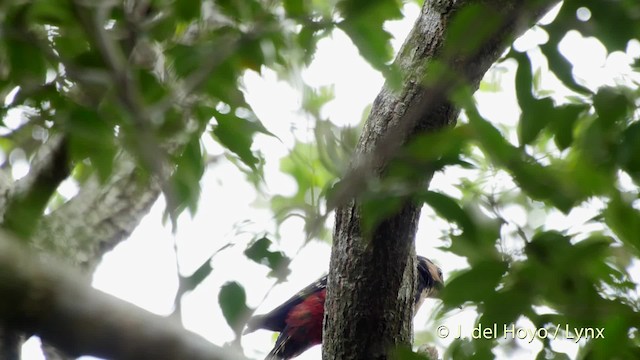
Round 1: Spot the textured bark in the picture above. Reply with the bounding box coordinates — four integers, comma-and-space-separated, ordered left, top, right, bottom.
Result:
0, 134, 72, 359
0, 233, 244, 360
0, 137, 162, 357
0, 135, 70, 238
323, 0, 560, 359
32, 151, 162, 270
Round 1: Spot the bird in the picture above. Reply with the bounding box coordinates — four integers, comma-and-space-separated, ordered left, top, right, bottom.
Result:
243, 256, 444, 359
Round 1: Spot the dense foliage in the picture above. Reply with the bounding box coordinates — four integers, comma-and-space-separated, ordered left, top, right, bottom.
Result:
1, 0, 639, 359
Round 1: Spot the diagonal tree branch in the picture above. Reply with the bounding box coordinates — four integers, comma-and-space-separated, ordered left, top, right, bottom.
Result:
31, 150, 163, 270
0, 134, 71, 360
0, 134, 70, 239
0, 232, 246, 360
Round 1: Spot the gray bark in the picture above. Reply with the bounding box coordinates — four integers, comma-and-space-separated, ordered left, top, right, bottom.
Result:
0, 232, 244, 360
32, 151, 162, 270
323, 0, 560, 359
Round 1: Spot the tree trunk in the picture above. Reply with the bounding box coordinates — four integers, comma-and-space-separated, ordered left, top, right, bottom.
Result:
323, 0, 559, 359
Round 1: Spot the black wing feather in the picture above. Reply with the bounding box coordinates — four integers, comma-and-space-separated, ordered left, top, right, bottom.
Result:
245, 275, 327, 334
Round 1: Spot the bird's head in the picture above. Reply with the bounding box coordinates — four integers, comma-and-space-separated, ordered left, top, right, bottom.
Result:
414, 256, 444, 311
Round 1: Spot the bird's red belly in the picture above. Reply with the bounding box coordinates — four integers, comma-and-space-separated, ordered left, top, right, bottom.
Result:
285, 289, 326, 345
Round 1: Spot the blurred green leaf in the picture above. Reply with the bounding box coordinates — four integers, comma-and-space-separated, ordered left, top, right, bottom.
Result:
67, 106, 116, 182
592, 87, 631, 126
216, 0, 266, 22
219, 281, 252, 336
27, 0, 74, 26
284, 0, 306, 18
420, 191, 476, 238
539, 41, 591, 95
173, 0, 201, 21
549, 103, 587, 150
444, 4, 502, 58
181, 258, 213, 293
244, 237, 291, 281
466, 105, 577, 212
169, 137, 204, 216
6, 33, 47, 88
618, 122, 640, 181
604, 194, 640, 254
138, 70, 168, 105
337, 0, 402, 72
513, 50, 535, 110
441, 260, 508, 307
360, 192, 406, 235
513, 50, 558, 145
211, 109, 271, 170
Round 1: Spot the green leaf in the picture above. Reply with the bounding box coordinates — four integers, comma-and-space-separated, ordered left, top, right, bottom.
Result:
441, 260, 508, 307
549, 103, 587, 150
67, 106, 116, 182
216, 0, 266, 22
218, 282, 252, 336
181, 258, 213, 293
592, 87, 630, 126
244, 237, 291, 281
168, 137, 204, 216
337, 0, 402, 72
360, 192, 406, 235
302, 85, 335, 118
603, 194, 640, 254
513, 50, 535, 110
211, 109, 272, 169
173, 0, 200, 21
519, 97, 553, 146
479, 287, 531, 333
539, 41, 591, 95
284, 0, 306, 18
137, 70, 168, 105
1, 142, 70, 239
167, 43, 202, 77
576, 114, 617, 172
525, 230, 572, 264
6, 33, 47, 87
443, 3, 502, 58
618, 122, 640, 181
466, 107, 578, 212
27, 0, 74, 26
420, 191, 476, 238
204, 60, 246, 106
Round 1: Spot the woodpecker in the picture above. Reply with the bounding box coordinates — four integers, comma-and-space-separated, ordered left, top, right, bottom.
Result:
244, 256, 444, 360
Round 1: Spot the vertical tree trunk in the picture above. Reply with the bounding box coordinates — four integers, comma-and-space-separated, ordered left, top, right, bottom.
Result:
323, 0, 559, 359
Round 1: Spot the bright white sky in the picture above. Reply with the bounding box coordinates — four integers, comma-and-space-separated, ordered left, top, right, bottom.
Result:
19, 2, 640, 360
